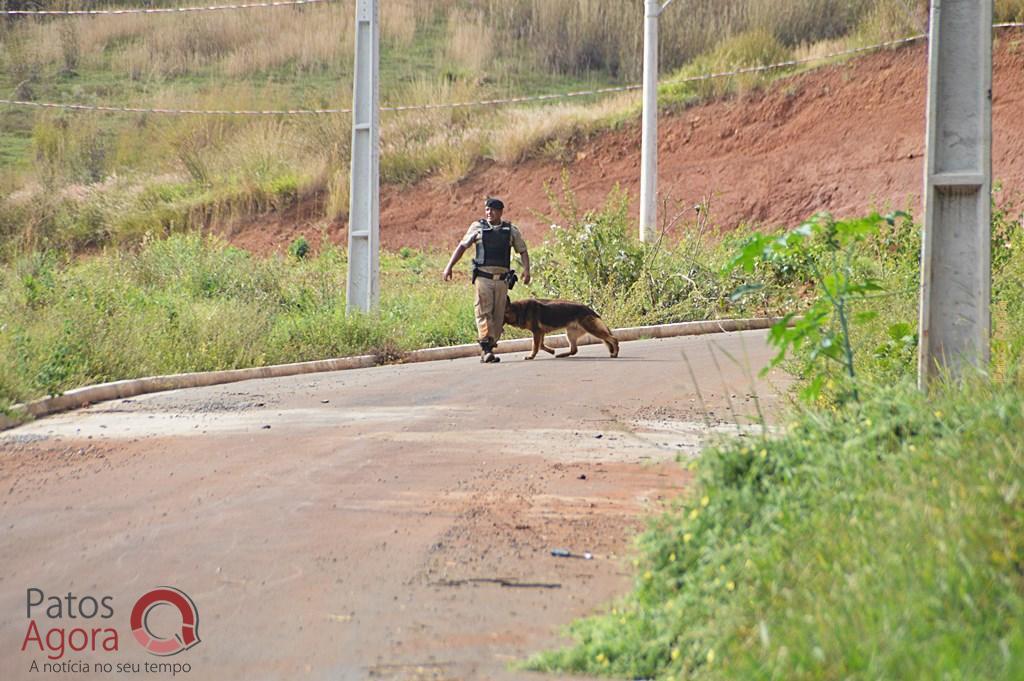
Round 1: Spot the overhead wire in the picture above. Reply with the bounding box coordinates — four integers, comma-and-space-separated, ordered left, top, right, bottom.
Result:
1, 0, 334, 15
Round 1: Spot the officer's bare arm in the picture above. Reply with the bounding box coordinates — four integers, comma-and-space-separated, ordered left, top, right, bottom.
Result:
442, 243, 468, 281
520, 250, 531, 285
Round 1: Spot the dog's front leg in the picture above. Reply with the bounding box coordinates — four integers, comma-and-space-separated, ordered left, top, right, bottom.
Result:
539, 332, 555, 355
527, 332, 542, 359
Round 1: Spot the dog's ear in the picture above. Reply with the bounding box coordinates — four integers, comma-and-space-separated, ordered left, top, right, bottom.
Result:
506, 295, 512, 307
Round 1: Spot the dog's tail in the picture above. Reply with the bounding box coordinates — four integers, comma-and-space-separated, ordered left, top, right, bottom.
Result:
581, 315, 619, 358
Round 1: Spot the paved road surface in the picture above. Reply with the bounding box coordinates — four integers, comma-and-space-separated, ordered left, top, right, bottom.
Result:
1, 331, 788, 681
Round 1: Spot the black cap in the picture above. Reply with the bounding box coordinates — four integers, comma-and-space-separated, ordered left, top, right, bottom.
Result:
485, 197, 505, 210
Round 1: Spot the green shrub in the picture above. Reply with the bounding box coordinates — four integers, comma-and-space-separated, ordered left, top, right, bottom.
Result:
529, 177, 753, 326
288, 236, 311, 260
728, 212, 917, 402
0, 237, 482, 406
854, 0, 926, 45
662, 30, 794, 105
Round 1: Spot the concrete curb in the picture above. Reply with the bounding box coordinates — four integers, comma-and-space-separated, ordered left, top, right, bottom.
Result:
403, 317, 782, 363
0, 317, 783, 432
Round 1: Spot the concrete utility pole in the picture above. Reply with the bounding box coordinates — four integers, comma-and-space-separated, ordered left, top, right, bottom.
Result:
918, 0, 993, 387
639, 0, 678, 242
347, 0, 380, 313
639, 0, 661, 242
640, 0, 668, 242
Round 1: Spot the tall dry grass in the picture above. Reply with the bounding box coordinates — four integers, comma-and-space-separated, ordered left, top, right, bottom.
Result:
7, 0, 879, 83
9, 4, 355, 79
380, 75, 494, 184
853, 0, 925, 44
4, 0, 938, 83
445, 7, 494, 74
381, 0, 418, 46
997, 0, 1024, 22
2, 0, 467, 81
489, 92, 637, 165
482, 0, 890, 79
661, 29, 793, 104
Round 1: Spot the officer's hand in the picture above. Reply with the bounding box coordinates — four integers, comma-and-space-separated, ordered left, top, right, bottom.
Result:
522, 270, 531, 285
442, 267, 453, 281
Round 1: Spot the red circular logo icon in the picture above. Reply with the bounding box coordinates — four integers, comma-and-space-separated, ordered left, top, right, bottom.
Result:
130, 587, 200, 656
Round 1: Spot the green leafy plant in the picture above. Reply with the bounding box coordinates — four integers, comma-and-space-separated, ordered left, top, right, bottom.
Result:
867, 319, 918, 381
530, 175, 746, 326
288, 235, 311, 260
728, 212, 910, 402
992, 182, 1024, 273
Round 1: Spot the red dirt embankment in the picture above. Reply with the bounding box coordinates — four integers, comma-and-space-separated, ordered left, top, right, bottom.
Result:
228, 37, 1024, 255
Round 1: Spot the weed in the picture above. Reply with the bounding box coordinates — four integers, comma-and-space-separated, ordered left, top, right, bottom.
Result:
288, 235, 311, 260
728, 212, 917, 402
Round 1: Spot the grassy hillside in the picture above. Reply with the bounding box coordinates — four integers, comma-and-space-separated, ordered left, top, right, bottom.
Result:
8, 0, 1023, 255
0, 0, 626, 252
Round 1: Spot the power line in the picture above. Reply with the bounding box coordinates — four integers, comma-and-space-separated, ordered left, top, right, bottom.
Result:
1, 0, 334, 15
382, 83, 643, 113
1, 24, 1021, 117
0, 84, 645, 117
0, 99, 351, 115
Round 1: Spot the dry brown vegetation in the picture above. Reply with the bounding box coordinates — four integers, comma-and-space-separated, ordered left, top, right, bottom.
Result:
3, 0, 1018, 254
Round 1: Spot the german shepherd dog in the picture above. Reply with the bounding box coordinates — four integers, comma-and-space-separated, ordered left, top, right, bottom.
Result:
504, 298, 620, 359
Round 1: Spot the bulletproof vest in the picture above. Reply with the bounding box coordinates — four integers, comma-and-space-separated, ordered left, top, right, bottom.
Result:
473, 221, 512, 269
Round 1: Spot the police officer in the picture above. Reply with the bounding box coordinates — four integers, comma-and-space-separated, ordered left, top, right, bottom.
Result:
442, 198, 531, 363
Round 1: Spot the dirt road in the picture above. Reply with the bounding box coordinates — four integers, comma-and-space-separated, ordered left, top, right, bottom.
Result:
1, 331, 788, 681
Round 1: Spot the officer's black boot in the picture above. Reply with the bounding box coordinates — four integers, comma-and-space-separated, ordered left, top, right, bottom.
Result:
479, 337, 500, 364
